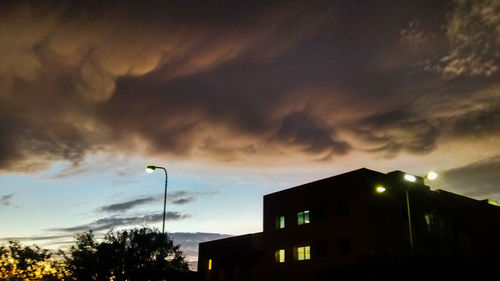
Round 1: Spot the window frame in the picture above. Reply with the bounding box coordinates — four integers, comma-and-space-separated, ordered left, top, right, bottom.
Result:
275, 249, 285, 263
275, 215, 285, 229
296, 245, 311, 261
297, 210, 310, 225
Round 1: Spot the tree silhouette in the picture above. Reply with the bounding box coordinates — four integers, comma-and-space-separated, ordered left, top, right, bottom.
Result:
65, 227, 189, 281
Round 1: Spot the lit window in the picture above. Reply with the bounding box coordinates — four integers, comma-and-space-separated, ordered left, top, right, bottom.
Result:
275, 249, 285, 263
296, 246, 311, 261
297, 210, 310, 225
275, 215, 285, 229
208, 259, 212, 270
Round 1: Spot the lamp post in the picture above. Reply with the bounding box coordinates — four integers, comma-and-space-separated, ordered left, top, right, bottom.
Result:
403, 171, 438, 253
376, 171, 438, 254
146, 165, 168, 234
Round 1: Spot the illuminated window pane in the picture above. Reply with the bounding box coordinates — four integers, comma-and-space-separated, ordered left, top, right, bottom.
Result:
297, 247, 304, 260
275, 215, 285, 229
297, 246, 311, 261
298, 212, 304, 225
298, 210, 310, 225
275, 249, 285, 263
208, 259, 212, 270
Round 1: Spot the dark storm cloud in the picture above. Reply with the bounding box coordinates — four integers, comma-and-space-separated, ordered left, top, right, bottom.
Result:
449, 103, 500, 137
1, 0, 499, 171
0, 193, 14, 206
49, 212, 191, 233
0, 114, 94, 172
98, 191, 207, 213
351, 110, 439, 157
168, 191, 203, 205
98, 197, 156, 213
440, 156, 500, 199
275, 110, 351, 155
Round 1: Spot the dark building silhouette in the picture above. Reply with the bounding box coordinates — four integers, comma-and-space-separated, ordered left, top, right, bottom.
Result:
198, 168, 500, 281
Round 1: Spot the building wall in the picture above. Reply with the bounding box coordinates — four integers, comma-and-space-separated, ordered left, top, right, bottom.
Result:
262, 168, 415, 280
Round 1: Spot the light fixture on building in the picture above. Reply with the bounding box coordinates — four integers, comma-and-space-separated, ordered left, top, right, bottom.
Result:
403, 174, 417, 182
426, 171, 438, 180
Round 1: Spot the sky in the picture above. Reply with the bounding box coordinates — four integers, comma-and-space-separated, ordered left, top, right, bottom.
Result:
1, 0, 500, 269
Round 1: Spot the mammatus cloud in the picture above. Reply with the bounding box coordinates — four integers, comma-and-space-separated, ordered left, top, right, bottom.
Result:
49, 212, 191, 233
350, 110, 439, 157
0, 0, 499, 173
274, 110, 351, 155
0, 193, 14, 206
440, 155, 500, 200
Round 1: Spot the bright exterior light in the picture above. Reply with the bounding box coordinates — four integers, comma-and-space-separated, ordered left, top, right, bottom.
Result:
404, 174, 417, 182
487, 199, 499, 206
145, 165, 156, 173
375, 186, 386, 193
427, 171, 438, 180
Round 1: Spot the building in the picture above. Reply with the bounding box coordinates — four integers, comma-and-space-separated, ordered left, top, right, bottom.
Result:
198, 168, 500, 281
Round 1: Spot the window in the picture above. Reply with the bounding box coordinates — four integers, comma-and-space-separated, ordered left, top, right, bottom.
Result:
314, 241, 328, 257
424, 213, 433, 234
275, 249, 285, 263
208, 259, 212, 270
312, 205, 326, 220
297, 210, 310, 225
296, 246, 311, 261
336, 200, 350, 216
275, 215, 285, 229
424, 212, 442, 237
338, 238, 351, 256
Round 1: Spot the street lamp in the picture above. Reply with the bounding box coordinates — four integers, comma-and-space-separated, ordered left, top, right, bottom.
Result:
402, 171, 438, 253
426, 171, 438, 181
377, 171, 438, 254
146, 165, 168, 234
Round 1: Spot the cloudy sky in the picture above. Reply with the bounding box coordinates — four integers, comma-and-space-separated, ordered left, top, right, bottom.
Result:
1, 0, 499, 269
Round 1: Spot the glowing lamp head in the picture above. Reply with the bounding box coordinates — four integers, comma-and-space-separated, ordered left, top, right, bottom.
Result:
376, 186, 386, 193
145, 166, 156, 173
487, 199, 499, 206
427, 171, 438, 181
404, 174, 417, 182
